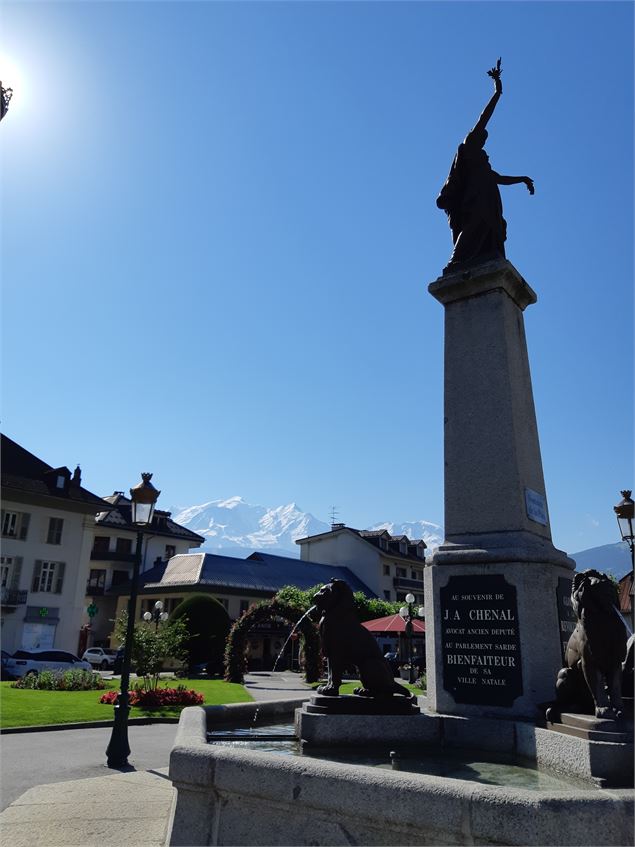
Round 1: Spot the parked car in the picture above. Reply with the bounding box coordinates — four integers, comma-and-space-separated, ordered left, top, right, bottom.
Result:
82, 647, 118, 670
3, 649, 92, 679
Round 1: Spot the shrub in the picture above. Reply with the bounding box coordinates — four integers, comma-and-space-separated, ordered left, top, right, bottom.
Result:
113, 613, 189, 691
170, 595, 231, 675
99, 685, 203, 709
12, 669, 107, 691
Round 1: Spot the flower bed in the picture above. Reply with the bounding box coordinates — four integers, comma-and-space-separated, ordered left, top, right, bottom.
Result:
12, 670, 108, 691
100, 685, 204, 709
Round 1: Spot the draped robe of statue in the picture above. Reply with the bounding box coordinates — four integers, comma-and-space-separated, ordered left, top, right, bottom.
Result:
437, 128, 507, 269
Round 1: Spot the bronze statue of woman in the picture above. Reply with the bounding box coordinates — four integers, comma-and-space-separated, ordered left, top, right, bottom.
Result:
437, 59, 534, 272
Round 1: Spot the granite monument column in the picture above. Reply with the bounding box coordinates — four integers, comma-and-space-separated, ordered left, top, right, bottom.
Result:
425, 260, 575, 719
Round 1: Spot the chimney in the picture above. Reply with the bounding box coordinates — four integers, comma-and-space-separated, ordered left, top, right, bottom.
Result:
72, 465, 82, 486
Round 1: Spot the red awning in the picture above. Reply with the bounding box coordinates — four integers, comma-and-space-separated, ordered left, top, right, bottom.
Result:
362, 614, 425, 633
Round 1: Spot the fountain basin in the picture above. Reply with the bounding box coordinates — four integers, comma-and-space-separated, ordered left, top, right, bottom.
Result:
168, 700, 634, 846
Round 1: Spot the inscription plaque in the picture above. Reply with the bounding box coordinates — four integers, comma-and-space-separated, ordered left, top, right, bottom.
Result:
441, 574, 522, 706
555, 576, 576, 664
525, 487, 548, 526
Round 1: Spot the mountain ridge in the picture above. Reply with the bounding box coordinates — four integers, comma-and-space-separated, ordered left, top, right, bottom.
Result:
170, 497, 631, 576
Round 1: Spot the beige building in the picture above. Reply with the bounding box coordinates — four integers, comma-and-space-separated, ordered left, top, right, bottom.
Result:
296, 524, 426, 605
85, 493, 204, 646
1, 435, 111, 655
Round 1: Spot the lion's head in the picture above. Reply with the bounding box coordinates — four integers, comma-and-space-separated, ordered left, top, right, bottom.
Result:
313, 579, 356, 614
571, 569, 619, 618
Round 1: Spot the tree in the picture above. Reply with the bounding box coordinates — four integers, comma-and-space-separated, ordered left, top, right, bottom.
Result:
114, 613, 188, 691
275, 584, 401, 622
170, 594, 231, 675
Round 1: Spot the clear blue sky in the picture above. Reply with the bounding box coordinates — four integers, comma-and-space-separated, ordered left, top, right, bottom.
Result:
1, 1, 632, 555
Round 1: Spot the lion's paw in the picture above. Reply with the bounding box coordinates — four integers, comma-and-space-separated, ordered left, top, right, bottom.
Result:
317, 684, 339, 697
595, 706, 617, 719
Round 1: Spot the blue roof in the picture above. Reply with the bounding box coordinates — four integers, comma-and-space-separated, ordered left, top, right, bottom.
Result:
139, 550, 375, 597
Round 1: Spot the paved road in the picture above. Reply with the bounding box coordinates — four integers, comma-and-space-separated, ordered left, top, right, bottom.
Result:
0, 672, 311, 810
0, 723, 179, 810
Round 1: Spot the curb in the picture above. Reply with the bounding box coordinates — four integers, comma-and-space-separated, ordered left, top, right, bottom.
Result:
1, 717, 180, 735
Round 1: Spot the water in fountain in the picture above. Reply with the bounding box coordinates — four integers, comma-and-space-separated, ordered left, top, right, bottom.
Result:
270, 605, 317, 675
613, 603, 633, 637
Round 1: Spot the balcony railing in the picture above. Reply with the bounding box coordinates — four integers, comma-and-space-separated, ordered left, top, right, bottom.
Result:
90, 550, 136, 562
1, 588, 28, 606
85, 585, 105, 596
393, 577, 424, 591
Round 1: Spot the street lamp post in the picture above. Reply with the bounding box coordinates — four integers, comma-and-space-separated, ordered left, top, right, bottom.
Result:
144, 599, 169, 632
398, 593, 425, 684
106, 473, 160, 769
614, 490, 634, 631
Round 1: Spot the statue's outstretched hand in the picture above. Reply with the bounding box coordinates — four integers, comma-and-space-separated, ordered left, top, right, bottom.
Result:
524, 177, 535, 195
487, 58, 503, 93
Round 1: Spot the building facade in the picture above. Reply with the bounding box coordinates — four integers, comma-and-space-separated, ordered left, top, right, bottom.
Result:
1, 435, 111, 654
108, 550, 375, 669
296, 524, 427, 605
84, 492, 205, 646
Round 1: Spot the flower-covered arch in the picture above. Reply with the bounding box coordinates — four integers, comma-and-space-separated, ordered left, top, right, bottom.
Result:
224, 599, 320, 684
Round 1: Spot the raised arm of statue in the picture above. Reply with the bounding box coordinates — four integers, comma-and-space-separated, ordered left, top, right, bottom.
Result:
469, 58, 503, 141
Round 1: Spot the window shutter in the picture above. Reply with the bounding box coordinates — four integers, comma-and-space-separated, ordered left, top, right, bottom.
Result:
55, 562, 66, 594
32, 560, 42, 593
19, 513, 30, 540
10, 557, 22, 589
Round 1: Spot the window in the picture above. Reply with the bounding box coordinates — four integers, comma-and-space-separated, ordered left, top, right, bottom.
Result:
86, 569, 106, 593
165, 545, 176, 560
2, 511, 17, 537
31, 560, 65, 594
47, 517, 64, 545
2, 510, 30, 540
411, 569, 423, 581
383, 564, 390, 576
1, 556, 12, 587
116, 537, 133, 555
399, 540, 407, 554
383, 590, 391, 600
56, 475, 65, 489
239, 599, 250, 615
93, 536, 110, 553
111, 570, 129, 586
396, 567, 407, 578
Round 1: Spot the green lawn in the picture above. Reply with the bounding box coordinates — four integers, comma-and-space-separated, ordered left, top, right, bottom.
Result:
0, 678, 253, 729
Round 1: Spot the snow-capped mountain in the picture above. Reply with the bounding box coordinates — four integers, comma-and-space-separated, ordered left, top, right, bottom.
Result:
170, 497, 330, 557
367, 520, 444, 550
169, 497, 444, 557
170, 497, 630, 576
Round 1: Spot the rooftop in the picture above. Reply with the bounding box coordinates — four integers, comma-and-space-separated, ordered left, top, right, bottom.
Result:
1, 434, 112, 512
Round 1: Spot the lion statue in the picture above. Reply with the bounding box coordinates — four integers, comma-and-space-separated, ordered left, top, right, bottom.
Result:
312, 579, 413, 700
552, 569, 628, 719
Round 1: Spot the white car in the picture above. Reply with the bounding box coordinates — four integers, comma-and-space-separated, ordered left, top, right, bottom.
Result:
4, 649, 93, 679
82, 647, 118, 670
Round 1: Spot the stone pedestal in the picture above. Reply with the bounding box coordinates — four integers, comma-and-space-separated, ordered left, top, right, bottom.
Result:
426, 259, 575, 720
